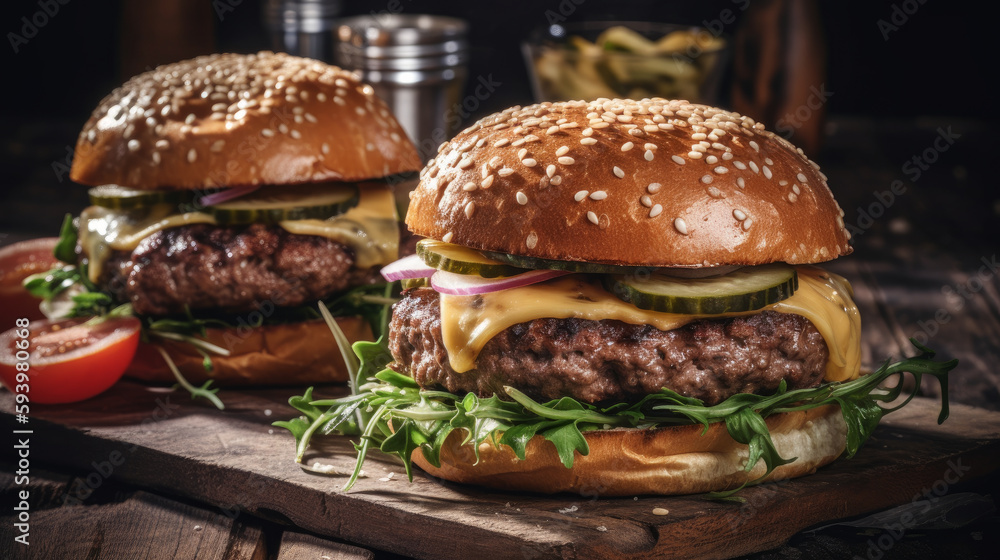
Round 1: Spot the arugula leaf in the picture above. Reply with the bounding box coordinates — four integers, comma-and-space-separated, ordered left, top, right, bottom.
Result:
54, 213, 78, 264
276, 338, 957, 493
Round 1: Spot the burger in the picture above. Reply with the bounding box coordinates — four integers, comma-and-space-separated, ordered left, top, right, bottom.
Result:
284, 98, 953, 496
48, 51, 421, 386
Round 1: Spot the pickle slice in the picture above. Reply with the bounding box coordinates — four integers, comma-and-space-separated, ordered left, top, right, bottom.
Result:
210, 184, 359, 224
605, 263, 798, 314
417, 240, 526, 278
89, 185, 193, 210
483, 250, 648, 274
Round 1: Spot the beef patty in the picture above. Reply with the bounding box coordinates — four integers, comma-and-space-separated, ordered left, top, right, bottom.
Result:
389, 287, 829, 406
104, 224, 357, 315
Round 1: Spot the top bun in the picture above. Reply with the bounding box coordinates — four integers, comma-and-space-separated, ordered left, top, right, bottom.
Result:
406, 99, 851, 267
70, 51, 422, 189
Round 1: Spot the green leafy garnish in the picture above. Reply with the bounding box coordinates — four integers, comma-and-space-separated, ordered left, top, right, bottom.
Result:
277, 339, 956, 493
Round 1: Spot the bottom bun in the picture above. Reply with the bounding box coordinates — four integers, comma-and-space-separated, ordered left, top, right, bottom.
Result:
126, 317, 372, 386
412, 404, 847, 496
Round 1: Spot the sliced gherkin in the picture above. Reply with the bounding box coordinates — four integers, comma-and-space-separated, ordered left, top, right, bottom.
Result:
482, 250, 649, 274
604, 263, 798, 315
209, 184, 359, 225
89, 185, 193, 210
417, 240, 527, 278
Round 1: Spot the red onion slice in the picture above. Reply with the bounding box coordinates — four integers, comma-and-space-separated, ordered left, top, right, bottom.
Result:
198, 185, 261, 208
431, 268, 571, 296
381, 254, 437, 282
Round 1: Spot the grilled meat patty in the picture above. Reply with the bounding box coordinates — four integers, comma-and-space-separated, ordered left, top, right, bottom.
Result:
104, 224, 356, 315
389, 287, 829, 406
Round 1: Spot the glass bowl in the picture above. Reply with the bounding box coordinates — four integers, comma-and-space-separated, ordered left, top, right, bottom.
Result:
523, 21, 729, 104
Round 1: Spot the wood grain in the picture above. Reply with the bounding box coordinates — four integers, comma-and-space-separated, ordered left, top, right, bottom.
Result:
1, 381, 997, 560
276, 531, 375, 560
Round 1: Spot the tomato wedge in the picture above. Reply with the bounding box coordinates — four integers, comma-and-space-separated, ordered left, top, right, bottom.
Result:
0, 238, 61, 327
0, 316, 141, 404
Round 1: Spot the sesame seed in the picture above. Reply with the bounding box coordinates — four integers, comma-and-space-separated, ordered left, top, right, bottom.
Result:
648, 182, 661, 193
749, 161, 759, 173
560, 122, 579, 129
674, 217, 688, 234
546, 125, 559, 135
708, 186, 724, 198
522, 158, 537, 167
290, 129, 301, 139
733, 209, 747, 221
556, 146, 570, 156
516, 191, 528, 205
692, 132, 707, 141
743, 218, 753, 231
443, 232, 454, 243
671, 155, 686, 165
737, 177, 746, 188
187, 149, 197, 163
797, 172, 808, 183
644, 124, 658, 133
749, 141, 760, 152
482, 175, 495, 189
587, 211, 599, 225
644, 150, 654, 161
763, 166, 773, 179
733, 161, 746, 170
498, 167, 514, 177
550, 175, 563, 185
526, 231, 538, 249
714, 166, 729, 174
613, 166, 625, 178
621, 142, 634, 151
582, 127, 594, 137
581, 137, 597, 145
688, 151, 703, 160
590, 191, 607, 201
211, 140, 225, 152
458, 158, 473, 169
494, 138, 510, 148
462, 182, 477, 191
185, 113, 196, 125
127, 139, 140, 152
464, 201, 476, 218
574, 190, 589, 202
644, 143, 657, 151
524, 134, 540, 143
764, 157, 774, 165
706, 155, 718, 165
279, 124, 289, 134
321, 143, 330, 154
701, 174, 713, 184
649, 204, 663, 218
641, 195, 652, 207
546, 164, 556, 178
722, 152, 733, 160
151, 151, 161, 165
592, 122, 610, 129
558, 156, 575, 165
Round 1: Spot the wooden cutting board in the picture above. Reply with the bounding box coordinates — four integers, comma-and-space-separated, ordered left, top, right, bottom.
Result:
2, 382, 998, 560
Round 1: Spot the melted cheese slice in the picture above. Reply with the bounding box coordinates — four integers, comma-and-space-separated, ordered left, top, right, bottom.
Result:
78, 184, 400, 283
440, 266, 861, 383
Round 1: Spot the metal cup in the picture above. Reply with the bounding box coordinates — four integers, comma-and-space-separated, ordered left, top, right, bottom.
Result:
335, 14, 469, 161
262, 0, 343, 61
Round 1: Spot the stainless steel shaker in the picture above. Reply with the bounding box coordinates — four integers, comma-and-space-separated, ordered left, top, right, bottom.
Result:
263, 0, 343, 62
335, 15, 469, 161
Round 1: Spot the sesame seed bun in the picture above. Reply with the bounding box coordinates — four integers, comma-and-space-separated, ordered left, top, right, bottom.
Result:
406, 98, 851, 267
70, 51, 421, 189
412, 404, 846, 496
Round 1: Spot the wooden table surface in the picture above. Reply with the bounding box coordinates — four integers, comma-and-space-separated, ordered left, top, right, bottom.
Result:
1, 115, 998, 558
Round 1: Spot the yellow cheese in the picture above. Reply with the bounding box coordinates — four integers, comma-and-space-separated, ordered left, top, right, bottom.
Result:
440, 266, 861, 383
279, 185, 399, 269
78, 183, 400, 283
